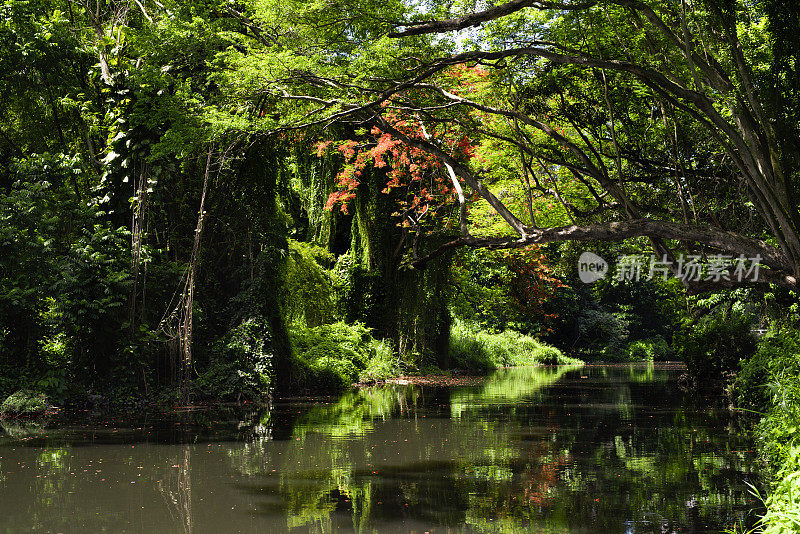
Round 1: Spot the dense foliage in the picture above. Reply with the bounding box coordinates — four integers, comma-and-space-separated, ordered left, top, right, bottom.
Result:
2, 0, 800, 529
449, 318, 580, 373
735, 328, 800, 532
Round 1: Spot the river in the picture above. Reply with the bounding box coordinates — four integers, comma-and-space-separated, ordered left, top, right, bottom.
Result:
0, 364, 762, 533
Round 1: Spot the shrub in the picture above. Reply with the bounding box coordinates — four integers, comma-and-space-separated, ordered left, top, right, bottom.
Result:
307, 356, 358, 391
751, 377, 800, 533
0, 389, 49, 418
757, 451, 800, 534
733, 327, 800, 533
673, 312, 756, 381
449, 319, 579, 372
195, 317, 273, 402
625, 336, 671, 362
0, 367, 16, 402
756, 375, 800, 471
578, 308, 632, 361
737, 328, 800, 413
0, 161, 131, 387
290, 322, 398, 391
358, 339, 399, 382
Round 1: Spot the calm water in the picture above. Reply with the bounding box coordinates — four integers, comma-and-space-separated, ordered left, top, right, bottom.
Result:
0, 364, 762, 533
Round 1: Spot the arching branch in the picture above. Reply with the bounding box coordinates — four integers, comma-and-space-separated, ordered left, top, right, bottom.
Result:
389, 0, 596, 37
411, 218, 795, 289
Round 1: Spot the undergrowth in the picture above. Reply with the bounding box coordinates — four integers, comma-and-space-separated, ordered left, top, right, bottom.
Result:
734, 328, 800, 533
449, 319, 581, 373
290, 322, 399, 391
0, 389, 49, 418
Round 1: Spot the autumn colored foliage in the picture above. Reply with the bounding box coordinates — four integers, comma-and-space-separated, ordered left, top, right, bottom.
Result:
502, 246, 565, 325
318, 119, 473, 225
318, 67, 486, 223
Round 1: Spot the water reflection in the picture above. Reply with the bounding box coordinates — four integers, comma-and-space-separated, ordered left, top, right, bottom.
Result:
450, 364, 582, 419
157, 445, 193, 534
0, 417, 47, 439
0, 364, 762, 533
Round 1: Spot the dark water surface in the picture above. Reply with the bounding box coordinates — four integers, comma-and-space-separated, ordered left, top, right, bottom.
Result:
0, 364, 762, 533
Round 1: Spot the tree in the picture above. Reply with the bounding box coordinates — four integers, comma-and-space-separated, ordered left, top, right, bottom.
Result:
219, 0, 800, 291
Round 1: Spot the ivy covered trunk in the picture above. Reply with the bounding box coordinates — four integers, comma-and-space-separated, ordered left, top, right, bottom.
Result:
221, 139, 294, 394
342, 165, 453, 368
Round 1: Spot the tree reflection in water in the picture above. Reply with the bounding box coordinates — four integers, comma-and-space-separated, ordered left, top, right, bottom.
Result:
226, 364, 760, 533
157, 444, 192, 534
0, 365, 762, 533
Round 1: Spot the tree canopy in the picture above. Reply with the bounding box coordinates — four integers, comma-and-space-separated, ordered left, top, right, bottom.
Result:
213, 0, 800, 290
2, 0, 800, 399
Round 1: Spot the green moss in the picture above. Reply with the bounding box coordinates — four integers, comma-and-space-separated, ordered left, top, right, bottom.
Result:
282, 239, 335, 327
290, 146, 337, 248
337, 162, 454, 367
0, 389, 49, 418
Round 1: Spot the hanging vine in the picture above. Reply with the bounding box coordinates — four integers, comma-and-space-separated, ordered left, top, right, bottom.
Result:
159, 142, 239, 405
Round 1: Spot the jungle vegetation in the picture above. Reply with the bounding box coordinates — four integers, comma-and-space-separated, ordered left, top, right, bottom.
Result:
1, 0, 800, 529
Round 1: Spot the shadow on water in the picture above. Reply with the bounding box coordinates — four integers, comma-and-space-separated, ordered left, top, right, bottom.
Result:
0, 364, 764, 533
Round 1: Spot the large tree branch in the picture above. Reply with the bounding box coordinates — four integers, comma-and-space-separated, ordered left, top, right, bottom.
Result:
389, 0, 534, 37
267, 2, 800, 281
388, 0, 596, 38
399, 46, 800, 271
387, 25, 776, 224
387, 0, 726, 98
421, 85, 642, 218
411, 218, 793, 279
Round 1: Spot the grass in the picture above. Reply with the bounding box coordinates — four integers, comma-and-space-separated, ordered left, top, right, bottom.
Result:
759, 463, 800, 533
755, 388, 800, 534
449, 318, 581, 373
729, 452, 800, 534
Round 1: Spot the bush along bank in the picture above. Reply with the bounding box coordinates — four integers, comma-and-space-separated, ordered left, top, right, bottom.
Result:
288, 319, 574, 392
290, 322, 398, 391
449, 319, 582, 373
734, 327, 800, 532
0, 389, 50, 419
